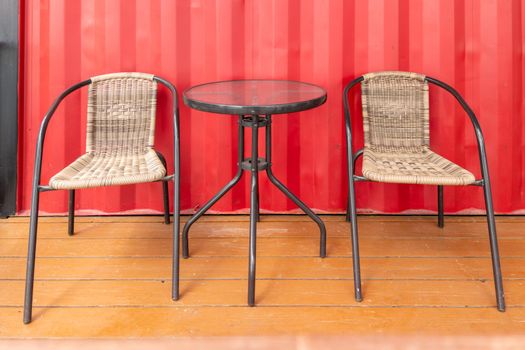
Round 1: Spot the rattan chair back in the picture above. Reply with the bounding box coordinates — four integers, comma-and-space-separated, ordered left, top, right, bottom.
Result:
361, 71, 429, 153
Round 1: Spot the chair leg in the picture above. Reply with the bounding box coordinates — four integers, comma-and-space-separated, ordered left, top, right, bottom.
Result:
347, 149, 363, 223
155, 151, 171, 225
348, 176, 362, 302
23, 188, 41, 324
162, 180, 170, 225
482, 181, 505, 312
346, 197, 351, 222
68, 190, 75, 235
172, 174, 180, 301
437, 185, 444, 228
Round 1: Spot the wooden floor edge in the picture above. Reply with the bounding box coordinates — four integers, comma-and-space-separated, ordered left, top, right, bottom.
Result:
1, 335, 525, 350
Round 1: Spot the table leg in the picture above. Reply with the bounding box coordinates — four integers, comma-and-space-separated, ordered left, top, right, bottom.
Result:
182, 112, 324, 307
248, 115, 259, 306
264, 115, 327, 258
182, 116, 245, 258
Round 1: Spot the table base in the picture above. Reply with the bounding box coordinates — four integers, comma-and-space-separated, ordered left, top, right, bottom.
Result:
182, 114, 327, 306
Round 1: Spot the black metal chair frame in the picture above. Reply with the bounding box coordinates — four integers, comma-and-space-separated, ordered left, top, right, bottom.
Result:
23, 76, 181, 324
343, 75, 505, 312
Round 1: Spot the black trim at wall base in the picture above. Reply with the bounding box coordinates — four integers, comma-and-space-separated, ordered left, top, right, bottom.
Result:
0, 0, 19, 217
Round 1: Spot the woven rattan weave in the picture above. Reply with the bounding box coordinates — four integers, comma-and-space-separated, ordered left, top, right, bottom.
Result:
360, 71, 475, 185
49, 73, 166, 189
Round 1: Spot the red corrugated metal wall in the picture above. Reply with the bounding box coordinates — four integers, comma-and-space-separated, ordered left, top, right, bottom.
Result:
18, 0, 525, 215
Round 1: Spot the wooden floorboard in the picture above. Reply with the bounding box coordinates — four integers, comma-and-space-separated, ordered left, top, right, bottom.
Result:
2, 307, 525, 337
1, 279, 525, 307
3, 236, 525, 258
2, 256, 525, 280
3, 217, 525, 239
1, 215, 525, 337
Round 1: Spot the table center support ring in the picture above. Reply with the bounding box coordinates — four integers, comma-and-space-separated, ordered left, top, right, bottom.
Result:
182, 114, 327, 306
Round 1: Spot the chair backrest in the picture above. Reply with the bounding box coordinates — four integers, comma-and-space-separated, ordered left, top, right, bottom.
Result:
86, 72, 157, 155
361, 71, 429, 153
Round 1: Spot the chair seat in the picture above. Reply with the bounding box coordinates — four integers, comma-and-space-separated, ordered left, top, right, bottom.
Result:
362, 148, 476, 186
49, 149, 166, 190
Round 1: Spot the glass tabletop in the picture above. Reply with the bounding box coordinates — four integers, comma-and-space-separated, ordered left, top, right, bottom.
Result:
183, 80, 327, 115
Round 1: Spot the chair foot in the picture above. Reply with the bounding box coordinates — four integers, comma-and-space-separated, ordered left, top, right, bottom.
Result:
437, 185, 444, 228
482, 180, 505, 312
346, 200, 351, 222
68, 190, 75, 236
162, 180, 170, 225
24, 188, 41, 324
348, 181, 362, 304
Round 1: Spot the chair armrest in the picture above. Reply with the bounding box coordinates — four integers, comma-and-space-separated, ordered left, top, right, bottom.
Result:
426, 77, 491, 184
153, 76, 181, 227
153, 76, 180, 177
343, 77, 365, 182
32, 80, 91, 189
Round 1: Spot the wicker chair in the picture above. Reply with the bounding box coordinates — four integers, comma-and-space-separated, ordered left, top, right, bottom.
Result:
23, 72, 181, 323
343, 71, 505, 311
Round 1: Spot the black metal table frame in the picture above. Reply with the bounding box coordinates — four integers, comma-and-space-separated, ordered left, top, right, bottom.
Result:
182, 113, 327, 306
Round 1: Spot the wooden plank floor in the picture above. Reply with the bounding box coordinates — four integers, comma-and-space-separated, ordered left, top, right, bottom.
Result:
1, 215, 525, 338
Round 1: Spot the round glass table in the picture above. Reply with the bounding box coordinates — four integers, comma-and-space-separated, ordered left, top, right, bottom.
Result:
183, 80, 327, 306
